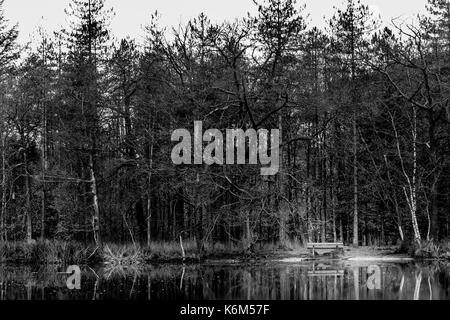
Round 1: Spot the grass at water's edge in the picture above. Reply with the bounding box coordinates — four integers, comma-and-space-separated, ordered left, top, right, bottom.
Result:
398, 239, 450, 260
1, 239, 450, 266
0, 240, 288, 266
0, 241, 103, 266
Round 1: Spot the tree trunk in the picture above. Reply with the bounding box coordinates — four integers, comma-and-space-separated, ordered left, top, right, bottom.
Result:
428, 112, 439, 240
89, 154, 101, 246
24, 149, 32, 243
40, 42, 48, 242
409, 107, 421, 243
40, 181, 46, 240
352, 111, 358, 246
331, 157, 337, 243
306, 135, 312, 242
146, 195, 152, 246
1, 132, 6, 242
147, 116, 154, 246
278, 113, 287, 245
195, 172, 205, 255
40, 119, 47, 241
245, 211, 252, 250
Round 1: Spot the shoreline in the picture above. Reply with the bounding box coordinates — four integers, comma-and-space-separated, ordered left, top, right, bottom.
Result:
1, 241, 448, 266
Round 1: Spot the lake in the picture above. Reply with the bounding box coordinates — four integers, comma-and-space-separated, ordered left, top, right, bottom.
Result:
0, 261, 449, 300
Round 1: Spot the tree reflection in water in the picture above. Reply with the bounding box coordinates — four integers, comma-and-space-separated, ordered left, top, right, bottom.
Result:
0, 262, 449, 300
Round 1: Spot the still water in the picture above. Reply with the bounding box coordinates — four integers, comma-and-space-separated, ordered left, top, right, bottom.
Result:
0, 261, 449, 300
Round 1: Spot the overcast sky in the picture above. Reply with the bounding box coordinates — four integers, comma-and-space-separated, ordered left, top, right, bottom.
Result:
3, 0, 428, 44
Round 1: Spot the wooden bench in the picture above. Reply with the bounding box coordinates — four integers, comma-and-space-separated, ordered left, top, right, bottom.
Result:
307, 242, 344, 258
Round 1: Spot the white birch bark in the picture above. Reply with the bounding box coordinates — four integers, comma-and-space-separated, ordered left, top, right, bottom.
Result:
389, 109, 421, 243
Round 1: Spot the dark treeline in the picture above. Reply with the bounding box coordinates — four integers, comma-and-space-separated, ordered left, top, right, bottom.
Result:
1, 0, 450, 252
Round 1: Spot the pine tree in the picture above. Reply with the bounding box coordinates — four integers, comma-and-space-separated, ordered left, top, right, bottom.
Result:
329, 0, 378, 246
59, 0, 113, 246
0, 0, 18, 72
254, 0, 306, 246
0, 0, 18, 242
423, 0, 450, 54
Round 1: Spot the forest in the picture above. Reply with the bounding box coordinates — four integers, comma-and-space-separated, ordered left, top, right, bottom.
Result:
0, 0, 450, 262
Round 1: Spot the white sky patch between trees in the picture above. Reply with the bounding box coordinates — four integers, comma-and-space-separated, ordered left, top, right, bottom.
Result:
4, 0, 428, 45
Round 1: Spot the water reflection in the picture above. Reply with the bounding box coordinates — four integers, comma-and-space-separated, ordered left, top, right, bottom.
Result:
0, 262, 449, 300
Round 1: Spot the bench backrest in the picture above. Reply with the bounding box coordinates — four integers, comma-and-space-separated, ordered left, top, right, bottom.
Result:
306, 243, 344, 249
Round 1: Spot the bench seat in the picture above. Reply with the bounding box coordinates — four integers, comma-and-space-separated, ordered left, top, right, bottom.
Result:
307, 242, 344, 258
